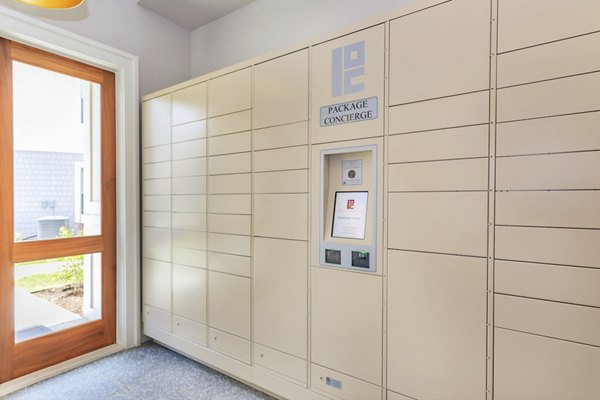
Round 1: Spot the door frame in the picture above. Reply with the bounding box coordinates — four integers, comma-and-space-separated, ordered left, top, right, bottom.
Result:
0, 4, 140, 392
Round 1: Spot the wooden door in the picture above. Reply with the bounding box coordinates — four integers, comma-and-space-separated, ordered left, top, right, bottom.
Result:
0, 38, 116, 383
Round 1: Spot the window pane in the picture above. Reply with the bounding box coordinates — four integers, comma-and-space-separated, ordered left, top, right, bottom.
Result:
14, 253, 102, 343
12, 61, 102, 242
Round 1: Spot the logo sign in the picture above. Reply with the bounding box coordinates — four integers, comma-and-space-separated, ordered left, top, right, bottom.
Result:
332, 41, 365, 97
320, 97, 378, 127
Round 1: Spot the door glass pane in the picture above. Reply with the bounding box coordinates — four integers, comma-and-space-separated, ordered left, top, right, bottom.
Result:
14, 253, 102, 343
12, 61, 102, 242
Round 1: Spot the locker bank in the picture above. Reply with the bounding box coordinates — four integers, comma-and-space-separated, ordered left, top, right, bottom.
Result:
1, 0, 599, 399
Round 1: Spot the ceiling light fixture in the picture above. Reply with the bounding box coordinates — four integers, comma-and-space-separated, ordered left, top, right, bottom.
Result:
16, 0, 84, 9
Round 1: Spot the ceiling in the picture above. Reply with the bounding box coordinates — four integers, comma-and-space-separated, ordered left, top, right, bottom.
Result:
137, 0, 256, 31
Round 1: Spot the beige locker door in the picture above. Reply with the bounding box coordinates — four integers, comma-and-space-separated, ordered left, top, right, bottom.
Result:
172, 265, 207, 324
311, 24, 385, 143
254, 49, 309, 129
208, 68, 251, 117
389, 0, 490, 105
208, 271, 251, 339
311, 267, 382, 386
387, 250, 487, 399
254, 238, 307, 359
142, 94, 171, 147
172, 82, 207, 125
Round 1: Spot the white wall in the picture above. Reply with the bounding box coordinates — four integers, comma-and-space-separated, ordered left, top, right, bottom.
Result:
0, 0, 190, 95
190, 0, 414, 77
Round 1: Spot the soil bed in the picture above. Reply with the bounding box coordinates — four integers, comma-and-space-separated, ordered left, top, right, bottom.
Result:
33, 285, 83, 316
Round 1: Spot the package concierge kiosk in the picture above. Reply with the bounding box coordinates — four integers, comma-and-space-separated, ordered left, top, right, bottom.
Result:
319, 145, 378, 272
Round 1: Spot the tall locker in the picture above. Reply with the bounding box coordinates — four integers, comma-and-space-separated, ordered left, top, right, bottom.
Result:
494, 1, 600, 398
252, 49, 309, 386
206, 68, 253, 364
170, 83, 208, 345
387, 0, 490, 399
142, 94, 173, 332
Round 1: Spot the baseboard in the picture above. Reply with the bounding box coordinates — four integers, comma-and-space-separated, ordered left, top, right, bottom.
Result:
0, 343, 123, 397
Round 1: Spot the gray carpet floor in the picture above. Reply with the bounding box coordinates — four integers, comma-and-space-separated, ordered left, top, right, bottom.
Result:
3, 342, 276, 400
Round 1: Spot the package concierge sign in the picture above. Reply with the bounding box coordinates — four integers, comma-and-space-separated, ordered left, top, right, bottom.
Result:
320, 97, 378, 127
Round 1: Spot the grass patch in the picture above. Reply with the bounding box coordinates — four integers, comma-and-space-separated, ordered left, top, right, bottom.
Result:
15, 272, 75, 292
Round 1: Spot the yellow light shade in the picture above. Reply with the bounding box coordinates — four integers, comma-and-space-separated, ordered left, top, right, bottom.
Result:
16, 0, 84, 9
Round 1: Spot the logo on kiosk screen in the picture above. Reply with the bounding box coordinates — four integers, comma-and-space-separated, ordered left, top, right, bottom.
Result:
347, 199, 355, 210
332, 40, 365, 97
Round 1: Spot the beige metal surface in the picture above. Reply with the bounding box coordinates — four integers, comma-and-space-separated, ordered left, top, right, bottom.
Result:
253, 121, 308, 151
208, 233, 251, 257
142, 212, 170, 229
142, 94, 171, 147
254, 194, 308, 240
172, 195, 206, 213
142, 258, 171, 311
497, 72, 600, 122
142, 227, 171, 262
495, 226, 600, 268
172, 83, 207, 125
311, 25, 385, 144
208, 214, 251, 236
496, 152, 600, 191
254, 237, 307, 359
208, 152, 251, 175
208, 252, 251, 278
173, 230, 206, 250
142, 211, 170, 228
172, 158, 207, 178
494, 329, 600, 400
143, 178, 171, 196
497, 112, 600, 156
172, 176, 206, 195
208, 131, 251, 156
172, 139, 207, 160
496, 191, 600, 229
207, 110, 252, 137
208, 68, 252, 117
173, 265, 207, 324
207, 194, 251, 215
310, 363, 382, 400
311, 268, 382, 385
498, 32, 600, 88
172, 120, 206, 143
208, 173, 251, 194
143, 161, 170, 180
389, 158, 488, 192
387, 250, 486, 399
143, 305, 172, 332
208, 272, 251, 339
495, 294, 600, 346
143, 195, 171, 212
172, 248, 207, 269
143, 144, 171, 164
388, 192, 488, 257
209, 328, 251, 365
497, 0, 600, 53
389, 0, 490, 105
253, 145, 308, 172
495, 260, 600, 308
388, 125, 488, 163
173, 316, 207, 346
253, 343, 307, 385
254, 170, 308, 194
172, 212, 206, 231
389, 91, 489, 134
254, 49, 309, 129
